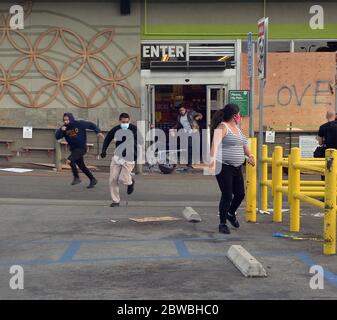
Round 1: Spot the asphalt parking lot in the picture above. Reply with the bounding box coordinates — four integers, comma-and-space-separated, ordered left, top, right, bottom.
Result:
0, 169, 336, 299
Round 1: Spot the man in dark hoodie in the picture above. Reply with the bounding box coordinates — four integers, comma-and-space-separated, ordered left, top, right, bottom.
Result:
55, 113, 105, 188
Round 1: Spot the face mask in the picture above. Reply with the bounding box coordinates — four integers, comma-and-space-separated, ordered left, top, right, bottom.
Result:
120, 123, 129, 129
233, 114, 241, 125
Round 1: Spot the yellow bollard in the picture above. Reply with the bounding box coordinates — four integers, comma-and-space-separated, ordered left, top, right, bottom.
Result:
287, 154, 292, 205
273, 146, 283, 222
290, 148, 301, 232
323, 149, 337, 255
261, 145, 268, 212
246, 138, 257, 222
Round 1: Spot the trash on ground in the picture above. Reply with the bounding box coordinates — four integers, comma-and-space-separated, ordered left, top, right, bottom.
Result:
273, 232, 324, 242
0, 168, 33, 173
312, 212, 324, 218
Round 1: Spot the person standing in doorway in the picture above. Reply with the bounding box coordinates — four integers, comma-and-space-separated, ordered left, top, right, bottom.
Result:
55, 113, 105, 188
209, 104, 255, 234
315, 110, 337, 183
317, 110, 337, 151
171, 104, 203, 168
100, 113, 142, 207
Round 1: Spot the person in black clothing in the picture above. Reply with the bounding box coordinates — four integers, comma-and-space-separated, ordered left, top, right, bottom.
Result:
100, 113, 142, 207
316, 110, 337, 183
55, 112, 105, 188
317, 110, 337, 148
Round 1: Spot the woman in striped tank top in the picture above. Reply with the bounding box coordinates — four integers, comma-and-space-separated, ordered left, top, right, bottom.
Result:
209, 104, 255, 234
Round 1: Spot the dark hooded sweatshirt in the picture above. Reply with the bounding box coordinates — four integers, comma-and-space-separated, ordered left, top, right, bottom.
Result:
55, 113, 101, 151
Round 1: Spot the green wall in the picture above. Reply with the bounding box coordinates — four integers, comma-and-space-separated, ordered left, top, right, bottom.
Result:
142, 23, 337, 40
141, 0, 337, 40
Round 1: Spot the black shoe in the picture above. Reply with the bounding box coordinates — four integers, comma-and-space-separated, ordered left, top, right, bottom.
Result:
219, 223, 231, 234
110, 202, 120, 207
226, 212, 240, 228
127, 179, 135, 195
87, 177, 97, 189
71, 177, 81, 185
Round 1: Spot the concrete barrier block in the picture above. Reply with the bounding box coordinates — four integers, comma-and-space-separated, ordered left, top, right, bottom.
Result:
182, 207, 202, 222
227, 245, 267, 277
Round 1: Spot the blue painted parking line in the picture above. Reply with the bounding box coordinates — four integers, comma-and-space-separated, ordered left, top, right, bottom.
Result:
174, 240, 191, 258
1, 237, 337, 290
296, 252, 337, 288
58, 240, 82, 263
0, 235, 259, 245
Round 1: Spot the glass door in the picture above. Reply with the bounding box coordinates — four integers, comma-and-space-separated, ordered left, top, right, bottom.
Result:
205, 85, 227, 161
146, 84, 155, 130
206, 85, 227, 129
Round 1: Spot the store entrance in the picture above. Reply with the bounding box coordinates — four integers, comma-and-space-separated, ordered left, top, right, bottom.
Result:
145, 84, 226, 166
146, 84, 226, 133
153, 85, 207, 133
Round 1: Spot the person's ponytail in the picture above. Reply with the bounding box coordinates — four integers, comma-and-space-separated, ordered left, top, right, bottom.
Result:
210, 109, 225, 142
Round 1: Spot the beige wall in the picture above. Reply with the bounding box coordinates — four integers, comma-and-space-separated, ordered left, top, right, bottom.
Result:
0, 1, 141, 131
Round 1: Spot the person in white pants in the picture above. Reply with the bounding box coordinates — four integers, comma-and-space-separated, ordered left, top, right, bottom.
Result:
108, 156, 135, 205
100, 113, 141, 207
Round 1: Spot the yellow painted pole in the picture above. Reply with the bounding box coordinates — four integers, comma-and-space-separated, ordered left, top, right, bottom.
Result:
261, 145, 268, 211
290, 148, 301, 232
294, 192, 325, 209
246, 138, 257, 222
273, 146, 283, 222
287, 154, 293, 205
324, 149, 337, 255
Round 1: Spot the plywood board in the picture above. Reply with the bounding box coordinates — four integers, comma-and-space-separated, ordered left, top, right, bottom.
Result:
240, 52, 336, 133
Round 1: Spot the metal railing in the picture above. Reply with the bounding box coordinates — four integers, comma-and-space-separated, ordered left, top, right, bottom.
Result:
245, 139, 337, 255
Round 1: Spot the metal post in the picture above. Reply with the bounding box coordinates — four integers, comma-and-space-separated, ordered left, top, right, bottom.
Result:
261, 144, 268, 211
257, 78, 265, 211
249, 43, 255, 138
246, 137, 257, 222
273, 146, 283, 222
324, 148, 337, 255
290, 147, 301, 232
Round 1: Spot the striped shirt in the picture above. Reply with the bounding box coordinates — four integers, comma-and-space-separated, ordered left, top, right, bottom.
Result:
216, 122, 248, 167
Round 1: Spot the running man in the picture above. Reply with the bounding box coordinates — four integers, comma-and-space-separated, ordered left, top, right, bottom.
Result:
55, 112, 105, 188
100, 113, 142, 207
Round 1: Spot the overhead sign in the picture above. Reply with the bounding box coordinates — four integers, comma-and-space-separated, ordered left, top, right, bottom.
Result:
141, 44, 186, 59
257, 17, 268, 79
247, 32, 253, 78
229, 90, 249, 116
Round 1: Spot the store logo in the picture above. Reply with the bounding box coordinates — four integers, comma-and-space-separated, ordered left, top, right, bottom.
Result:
309, 5, 324, 30
142, 44, 185, 59
9, 5, 24, 30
